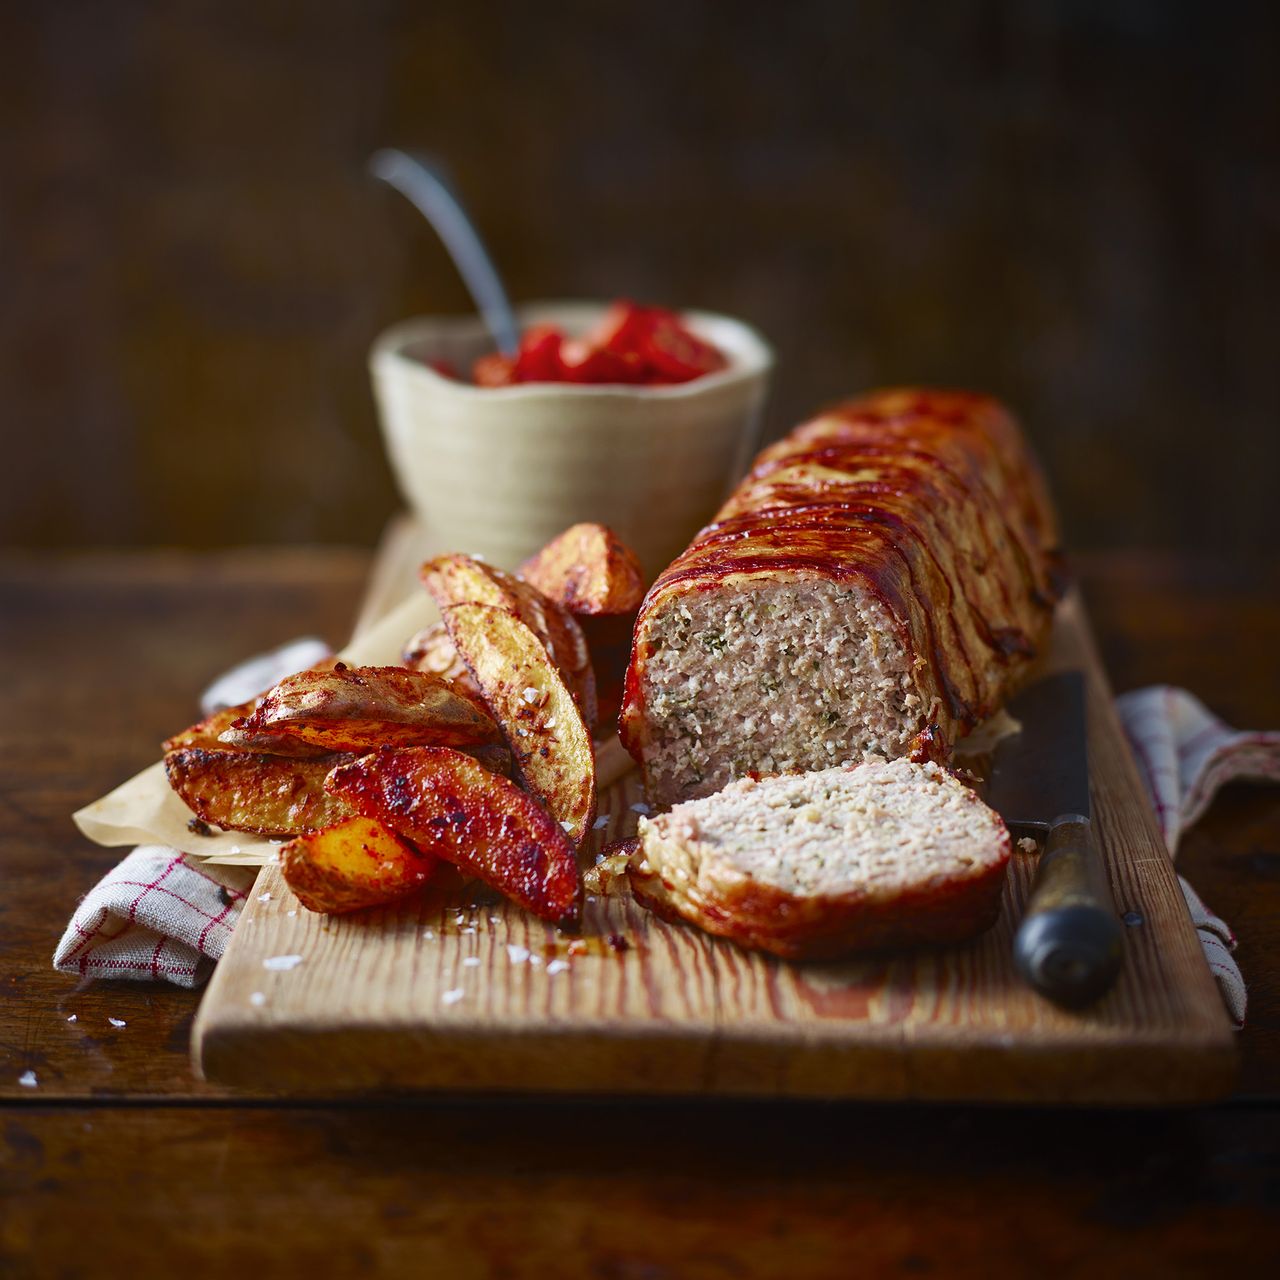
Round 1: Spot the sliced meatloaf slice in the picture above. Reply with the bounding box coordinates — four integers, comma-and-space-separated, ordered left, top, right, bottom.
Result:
629, 758, 1011, 960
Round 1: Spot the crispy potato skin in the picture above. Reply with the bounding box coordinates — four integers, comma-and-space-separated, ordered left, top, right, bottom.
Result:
280, 815, 437, 914
420, 555, 597, 728
326, 746, 582, 928
436, 601, 597, 845
517, 522, 645, 616
164, 747, 355, 837
236, 664, 500, 753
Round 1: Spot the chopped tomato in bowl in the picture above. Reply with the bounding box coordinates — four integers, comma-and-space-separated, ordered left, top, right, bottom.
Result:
454, 300, 730, 388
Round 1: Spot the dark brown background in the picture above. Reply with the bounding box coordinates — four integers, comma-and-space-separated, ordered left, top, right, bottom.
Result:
3, 0, 1276, 554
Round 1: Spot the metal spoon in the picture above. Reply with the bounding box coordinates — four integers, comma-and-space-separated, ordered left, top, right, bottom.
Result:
369, 148, 519, 356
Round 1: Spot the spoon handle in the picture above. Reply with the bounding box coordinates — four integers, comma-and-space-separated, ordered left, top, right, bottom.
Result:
369, 149, 520, 356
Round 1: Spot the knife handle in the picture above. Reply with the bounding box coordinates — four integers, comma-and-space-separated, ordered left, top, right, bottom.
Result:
1013, 815, 1124, 1007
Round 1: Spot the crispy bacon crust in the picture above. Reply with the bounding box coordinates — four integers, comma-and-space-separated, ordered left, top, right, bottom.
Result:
620, 389, 1063, 781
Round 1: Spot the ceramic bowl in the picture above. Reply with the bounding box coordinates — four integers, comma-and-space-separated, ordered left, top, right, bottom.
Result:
368, 301, 773, 579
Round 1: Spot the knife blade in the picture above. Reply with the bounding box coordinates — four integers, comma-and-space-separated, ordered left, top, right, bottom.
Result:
986, 670, 1123, 1006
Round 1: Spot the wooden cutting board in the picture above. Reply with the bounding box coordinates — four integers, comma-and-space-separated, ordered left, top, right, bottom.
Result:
192, 521, 1237, 1103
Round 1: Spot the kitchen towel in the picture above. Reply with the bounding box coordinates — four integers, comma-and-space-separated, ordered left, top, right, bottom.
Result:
56, 668, 1277, 1025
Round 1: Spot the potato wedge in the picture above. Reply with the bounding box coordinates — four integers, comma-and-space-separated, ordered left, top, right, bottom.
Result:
420, 555, 597, 728
403, 621, 480, 692
234, 663, 500, 753
163, 703, 249, 753
215, 724, 334, 758
579, 613, 637, 730
517, 522, 645, 615
326, 746, 581, 927
280, 815, 438, 914
163, 657, 337, 753
437, 602, 597, 844
164, 747, 355, 837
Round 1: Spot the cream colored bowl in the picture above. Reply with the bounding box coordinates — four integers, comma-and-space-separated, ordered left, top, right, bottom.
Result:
369, 301, 773, 580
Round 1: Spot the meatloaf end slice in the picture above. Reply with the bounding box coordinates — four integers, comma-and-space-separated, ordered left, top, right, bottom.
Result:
629, 757, 1011, 960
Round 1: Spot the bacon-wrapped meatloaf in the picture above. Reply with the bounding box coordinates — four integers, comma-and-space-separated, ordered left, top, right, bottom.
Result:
619, 389, 1062, 809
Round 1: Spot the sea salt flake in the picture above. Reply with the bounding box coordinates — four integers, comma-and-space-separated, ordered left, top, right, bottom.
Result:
506, 944, 531, 964
545, 959, 570, 976
262, 954, 304, 971
442, 988, 465, 1004
287, 910, 297, 918
544, 717, 556, 729
257, 892, 272, 903
630, 803, 651, 815
560, 820, 574, 832
593, 816, 609, 830
423, 929, 436, 940
521, 687, 538, 703
463, 957, 481, 968
249, 992, 266, 1007
18, 1070, 37, 1088
108, 1018, 126, 1028
66, 1014, 77, 1023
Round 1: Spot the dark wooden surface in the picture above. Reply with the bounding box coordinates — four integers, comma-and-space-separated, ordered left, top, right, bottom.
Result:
4, 1, 1279, 557
2, 549, 1279, 1275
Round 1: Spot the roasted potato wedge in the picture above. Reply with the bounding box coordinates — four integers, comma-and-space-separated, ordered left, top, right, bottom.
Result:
403, 621, 480, 692
420, 555, 597, 728
163, 657, 337, 753
215, 724, 334, 758
163, 703, 249, 753
280, 815, 438, 914
517, 522, 645, 616
437, 601, 596, 844
234, 663, 500, 753
164, 747, 355, 837
326, 746, 581, 928
579, 613, 637, 729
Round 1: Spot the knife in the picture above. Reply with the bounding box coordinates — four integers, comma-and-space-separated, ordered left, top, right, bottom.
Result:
986, 670, 1124, 1006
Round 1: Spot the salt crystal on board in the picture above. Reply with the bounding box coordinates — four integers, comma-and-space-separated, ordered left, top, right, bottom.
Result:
66, 1014, 77, 1023
262, 955, 303, 971
463, 957, 481, 968
108, 1018, 126, 1028
18, 1071, 37, 1088
258, 892, 271, 903
593, 816, 609, 830
250, 992, 266, 1007
560, 820, 573, 832
506, 944, 531, 964
631, 803, 651, 814
546, 960, 570, 976
521, 687, 538, 703
442, 988, 465, 1005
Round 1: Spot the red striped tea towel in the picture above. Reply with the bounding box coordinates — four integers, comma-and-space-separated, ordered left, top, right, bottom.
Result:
1117, 686, 1280, 1028
53, 846, 255, 988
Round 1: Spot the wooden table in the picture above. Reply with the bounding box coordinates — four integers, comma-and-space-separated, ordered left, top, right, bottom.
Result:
3, 548, 1278, 1275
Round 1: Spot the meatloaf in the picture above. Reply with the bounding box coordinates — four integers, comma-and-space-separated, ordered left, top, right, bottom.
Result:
630, 757, 1013, 960
620, 388, 1062, 808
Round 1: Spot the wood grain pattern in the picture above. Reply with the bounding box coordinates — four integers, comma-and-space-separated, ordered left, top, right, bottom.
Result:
193, 550, 1237, 1102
